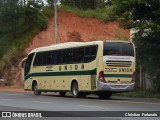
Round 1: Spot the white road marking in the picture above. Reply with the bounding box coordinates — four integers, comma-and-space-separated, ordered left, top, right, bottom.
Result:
77, 105, 103, 109
0, 99, 12, 101
33, 101, 52, 104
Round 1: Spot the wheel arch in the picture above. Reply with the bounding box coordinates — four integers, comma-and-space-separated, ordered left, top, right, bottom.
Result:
70, 79, 78, 91
32, 80, 37, 91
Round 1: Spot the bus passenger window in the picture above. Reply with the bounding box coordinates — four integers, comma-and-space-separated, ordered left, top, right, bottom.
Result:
33, 52, 43, 66
84, 45, 97, 62
44, 52, 53, 65
73, 47, 84, 63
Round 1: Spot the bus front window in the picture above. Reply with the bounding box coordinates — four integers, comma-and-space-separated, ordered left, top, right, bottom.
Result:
24, 53, 34, 76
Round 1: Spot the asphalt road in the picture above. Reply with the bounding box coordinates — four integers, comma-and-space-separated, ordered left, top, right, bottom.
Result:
0, 91, 159, 120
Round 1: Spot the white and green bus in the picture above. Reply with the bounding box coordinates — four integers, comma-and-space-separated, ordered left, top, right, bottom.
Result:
21, 41, 136, 99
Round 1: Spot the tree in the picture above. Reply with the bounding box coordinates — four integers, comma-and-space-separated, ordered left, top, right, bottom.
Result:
0, 0, 20, 39
0, 0, 48, 59
112, 0, 160, 91
61, 0, 105, 9
47, 0, 54, 9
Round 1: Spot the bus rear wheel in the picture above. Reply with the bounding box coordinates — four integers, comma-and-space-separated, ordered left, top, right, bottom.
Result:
98, 92, 112, 99
33, 82, 41, 95
71, 82, 79, 98
59, 92, 66, 97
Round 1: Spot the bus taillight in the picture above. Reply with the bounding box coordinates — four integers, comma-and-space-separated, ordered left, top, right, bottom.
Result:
98, 71, 106, 83
131, 71, 136, 83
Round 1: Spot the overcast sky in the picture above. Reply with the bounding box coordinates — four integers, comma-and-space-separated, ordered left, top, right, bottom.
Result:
42, 0, 61, 5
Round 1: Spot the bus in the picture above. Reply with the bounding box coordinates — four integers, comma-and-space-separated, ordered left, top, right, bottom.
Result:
21, 41, 136, 99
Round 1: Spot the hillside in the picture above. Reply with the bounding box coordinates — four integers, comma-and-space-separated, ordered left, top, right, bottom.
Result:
3, 11, 130, 88
25, 11, 130, 53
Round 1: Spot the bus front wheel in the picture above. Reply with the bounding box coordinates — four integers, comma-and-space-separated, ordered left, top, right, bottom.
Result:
71, 82, 79, 98
33, 82, 41, 95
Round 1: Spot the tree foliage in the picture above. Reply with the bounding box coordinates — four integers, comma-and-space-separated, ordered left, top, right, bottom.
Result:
47, 0, 54, 9
112, 0, 160, 91
61, 0, 107, 9
0, 0, 49, 59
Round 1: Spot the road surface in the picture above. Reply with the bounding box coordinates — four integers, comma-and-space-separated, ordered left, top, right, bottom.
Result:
0, 91, 159, 120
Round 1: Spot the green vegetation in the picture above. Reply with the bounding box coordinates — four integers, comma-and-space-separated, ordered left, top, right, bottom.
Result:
90, 37, 98, 41
60, 5, 115, 22
0, 0, 54, 78
114, 28, 121, 40
0, 81, 14, 86
61, 0, 107, 9
0, 27, 40, 69
114, 91, 160, 99
112, 0, 160, 92
4, 81, 14, 86
60, 0, 115, 22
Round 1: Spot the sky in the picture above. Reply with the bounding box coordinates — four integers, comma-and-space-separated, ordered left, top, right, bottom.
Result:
42, 0, 61, 5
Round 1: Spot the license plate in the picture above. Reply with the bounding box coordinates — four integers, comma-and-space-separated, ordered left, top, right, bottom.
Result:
115, 85, 122, 88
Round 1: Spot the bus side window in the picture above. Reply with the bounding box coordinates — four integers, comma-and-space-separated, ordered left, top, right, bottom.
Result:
84, 45, 97, 62
33, 52, 43, 66
67, 49, 73, 63
90, 45, 98, 60
61, 49, 73, 64
84, 46, 91, 62
54, 50, 62, 64
78, 47, 84, 62
73, 47, 84, 63
61, 49, 68, 64
42, 52, 47, 65
44, 51, 52, 65
52, 51, 57, 65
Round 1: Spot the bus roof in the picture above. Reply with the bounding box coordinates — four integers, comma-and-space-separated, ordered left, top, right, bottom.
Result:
28, 40, 131, 54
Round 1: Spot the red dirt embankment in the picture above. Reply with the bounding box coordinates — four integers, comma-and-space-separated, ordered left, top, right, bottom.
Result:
1, 11, 130, 90
25, 11, 130, 53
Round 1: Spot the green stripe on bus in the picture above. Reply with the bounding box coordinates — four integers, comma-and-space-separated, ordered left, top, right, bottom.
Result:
104, 74, 132, 78
25, 69, 97, 81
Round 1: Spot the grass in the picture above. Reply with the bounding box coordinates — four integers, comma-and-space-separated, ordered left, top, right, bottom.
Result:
114, 91, 160, 99
0, 7, 53, 78
0, 81, 14, 87
90, 37, 98, 41
115, 28, 121, 39
4, 81, 14, 86
0, 27, 40, 72
59, 5, 116, 22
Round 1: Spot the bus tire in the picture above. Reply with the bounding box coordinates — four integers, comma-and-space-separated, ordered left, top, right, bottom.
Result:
98, 92, 112, 99
71, 82, 79, 98
33, 82, 41, 95
59, 92, 66, 97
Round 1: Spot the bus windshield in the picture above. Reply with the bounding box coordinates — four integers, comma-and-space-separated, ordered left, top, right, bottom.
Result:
103, 42, 134, 56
